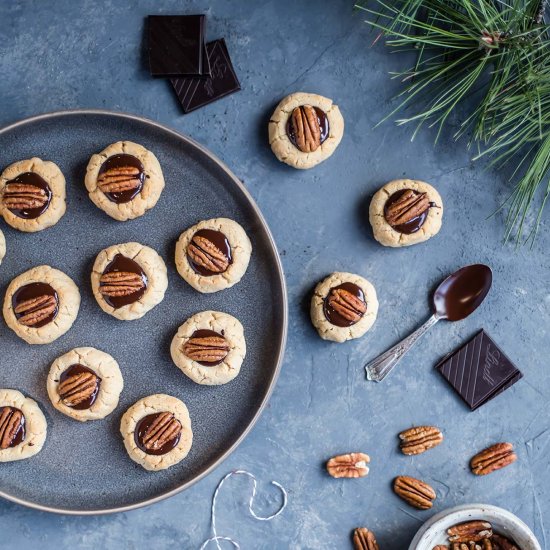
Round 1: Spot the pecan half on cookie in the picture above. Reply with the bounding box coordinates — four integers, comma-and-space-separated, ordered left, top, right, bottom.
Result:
183, 331, 230, 364
3, 182, 49, 212
0, 407, 24, 449
470, 443, 517, 476
326, 452, 370, 478
393, 476, 436, 509
138, 412, 182, 454
289, 105, 322, 153
325, 285, 367, 325
58, 366, 101, 409
12, 282, 58, 328
187, 229, 232, 275
399, 425, 443, 455
384, 189, 432, 232
100, 271, 146, 298
353, 527, 379, 550
97, 165, 142, 195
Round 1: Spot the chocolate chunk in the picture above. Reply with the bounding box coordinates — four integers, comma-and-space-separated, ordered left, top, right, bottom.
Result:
100, 254, 148, 308
148, 15, 210, 77
3, 172, 52, 219
171, 39, 241, 114
436, 330, 523, 410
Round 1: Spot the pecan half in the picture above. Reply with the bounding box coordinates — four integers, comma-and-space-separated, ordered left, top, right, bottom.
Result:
58, 371, 100, 407
385, 190, 431, 227
327, 288, 366, 324
141, 412, 182, 452
353, 527, 379, 550
448, 521, 493, 543
470, 443, 517, 476
0, 407, 23, 449
453, 544, 483, 550
187, 234, 230, 274
433, 546, 450, 550
100, 271, 145, 297
399, 425, 444, 456
491, 534, 519, 550
393, 476, 436, 510
183, 334, 230, 363
97, 165, 142, 194
3, 183, 48, 211
326, 452, 370, 478
290, 105, 322, 153
14, 294, 57, 327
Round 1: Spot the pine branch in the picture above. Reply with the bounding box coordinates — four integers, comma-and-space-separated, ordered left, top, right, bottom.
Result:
355, 0, 550, 245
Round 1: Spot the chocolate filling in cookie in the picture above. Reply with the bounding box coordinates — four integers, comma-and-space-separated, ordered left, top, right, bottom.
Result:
135, 412, 182, 455
97, 154, 145, 204
58, 364, 102, 410
3, 172, 52, 219
12, 282, 59, 328
323, 282, 367, 327
384, 189, 435, 234
286, 105, 330, 153
187, 229, 233, 276
0, 406, 26, 449
99, 254, 148, 308
182, 329, 230, 366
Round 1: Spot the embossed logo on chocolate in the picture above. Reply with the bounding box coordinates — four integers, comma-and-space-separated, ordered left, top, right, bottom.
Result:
187, 228, 233, 276
3, 172, 52, 219
0, 406, 26, 449
437, 329, 523, 411
99, 254, 148, 308
170, 39, 241, 114
97, 154, 145, 204
12, 282, 59, 327
482, 345, 501, 385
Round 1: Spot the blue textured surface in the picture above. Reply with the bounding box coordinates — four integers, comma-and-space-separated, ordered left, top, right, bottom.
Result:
0, 0, 549, 549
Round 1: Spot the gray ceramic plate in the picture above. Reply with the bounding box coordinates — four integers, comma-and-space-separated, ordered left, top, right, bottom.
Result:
0, 110, 287, 514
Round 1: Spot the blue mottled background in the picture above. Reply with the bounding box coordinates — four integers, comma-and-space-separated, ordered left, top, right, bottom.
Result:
0, 1, 549, 549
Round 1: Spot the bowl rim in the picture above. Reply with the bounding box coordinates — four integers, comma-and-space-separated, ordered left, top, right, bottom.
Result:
408, 503, 541, 550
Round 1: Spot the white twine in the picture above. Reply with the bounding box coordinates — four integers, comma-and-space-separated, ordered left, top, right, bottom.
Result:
199, 469, 288, 550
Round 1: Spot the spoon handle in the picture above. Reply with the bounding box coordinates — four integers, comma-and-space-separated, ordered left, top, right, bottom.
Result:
365, 315, 440, 382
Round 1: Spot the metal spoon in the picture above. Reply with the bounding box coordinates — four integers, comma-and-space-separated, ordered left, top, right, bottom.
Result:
365, 264, 493, 382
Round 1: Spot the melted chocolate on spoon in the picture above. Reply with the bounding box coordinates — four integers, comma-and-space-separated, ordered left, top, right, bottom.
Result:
433, 264, 493, 321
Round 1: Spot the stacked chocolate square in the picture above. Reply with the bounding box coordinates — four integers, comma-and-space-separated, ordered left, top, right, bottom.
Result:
148, 15, 241, 113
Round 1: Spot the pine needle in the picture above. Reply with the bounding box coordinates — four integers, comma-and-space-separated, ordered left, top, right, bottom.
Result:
355, 0, 550, 245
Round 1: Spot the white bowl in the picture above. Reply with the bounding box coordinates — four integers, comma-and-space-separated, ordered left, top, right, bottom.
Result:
409, 504, 541, 550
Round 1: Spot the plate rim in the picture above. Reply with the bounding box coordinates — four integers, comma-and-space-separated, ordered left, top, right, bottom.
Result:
0, 108, 288, 515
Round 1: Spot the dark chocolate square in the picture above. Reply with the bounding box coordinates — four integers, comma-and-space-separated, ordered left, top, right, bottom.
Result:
148, 15, 210, 77
171, 39, 241, 114
436, 329, 522, 411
